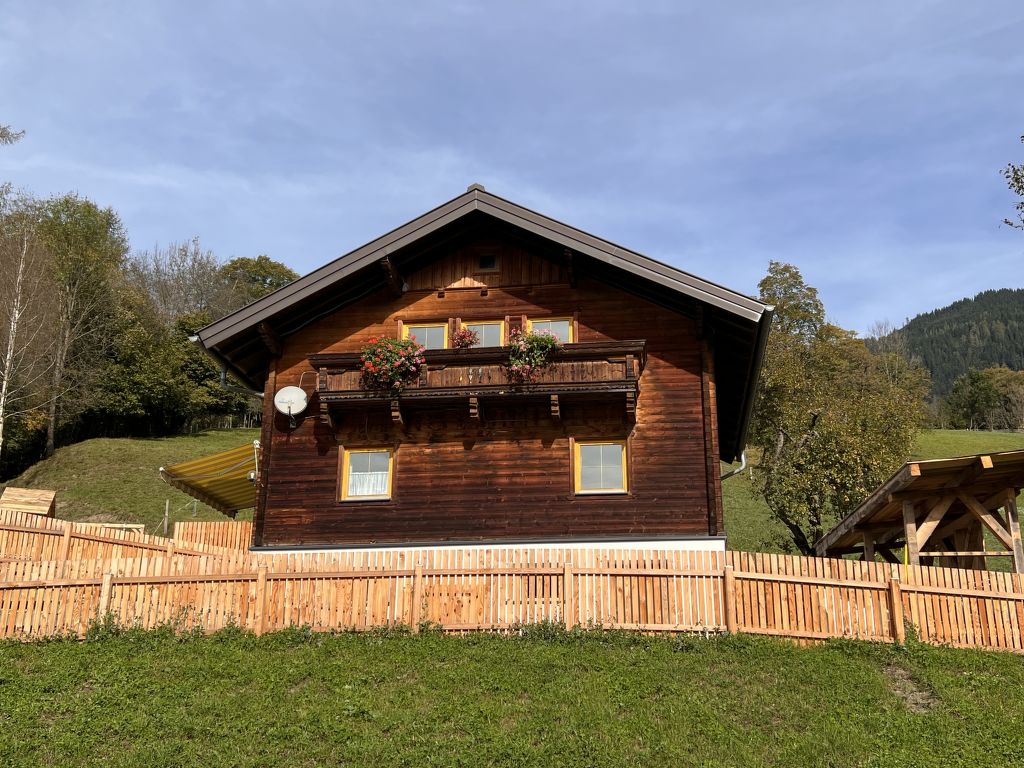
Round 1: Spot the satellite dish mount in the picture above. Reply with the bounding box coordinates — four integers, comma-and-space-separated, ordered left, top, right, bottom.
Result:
273, 386, 309, 429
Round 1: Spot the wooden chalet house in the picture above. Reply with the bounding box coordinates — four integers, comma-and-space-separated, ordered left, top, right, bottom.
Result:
195, 186, 773, 551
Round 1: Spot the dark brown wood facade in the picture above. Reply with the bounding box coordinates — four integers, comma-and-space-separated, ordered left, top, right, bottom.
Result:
252, 239, 726, 548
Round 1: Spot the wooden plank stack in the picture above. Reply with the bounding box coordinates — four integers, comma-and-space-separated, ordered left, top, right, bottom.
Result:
0, 487, 56, 517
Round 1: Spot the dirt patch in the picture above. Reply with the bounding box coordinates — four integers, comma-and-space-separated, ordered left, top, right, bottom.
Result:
885, 664, 937, 713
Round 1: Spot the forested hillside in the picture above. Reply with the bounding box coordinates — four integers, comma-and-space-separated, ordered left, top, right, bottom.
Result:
894, 288, 1024, 395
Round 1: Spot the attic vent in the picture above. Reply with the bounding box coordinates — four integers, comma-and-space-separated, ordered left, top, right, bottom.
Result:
477, 253, 498, 272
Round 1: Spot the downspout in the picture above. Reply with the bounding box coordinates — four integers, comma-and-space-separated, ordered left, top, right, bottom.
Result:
721, 450, 747, 480
218, 364, 264, 398
188, 334, 264, 398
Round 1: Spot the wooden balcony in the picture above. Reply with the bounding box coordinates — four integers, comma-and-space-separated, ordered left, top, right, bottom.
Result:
309, 340, 645, 424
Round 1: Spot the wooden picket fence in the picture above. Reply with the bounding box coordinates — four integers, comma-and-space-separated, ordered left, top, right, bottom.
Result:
3, 510, 1024, 651
174, 520, 254, 551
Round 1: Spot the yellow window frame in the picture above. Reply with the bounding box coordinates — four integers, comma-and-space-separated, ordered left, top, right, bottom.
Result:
402, 322, 448, 349
527, 317, 575, 343
339, 447, 395, 501
573, 440, 628, 495
460, 319, 505, 346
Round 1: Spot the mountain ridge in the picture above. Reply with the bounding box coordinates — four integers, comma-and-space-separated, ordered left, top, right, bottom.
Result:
884, 288, 1024, 395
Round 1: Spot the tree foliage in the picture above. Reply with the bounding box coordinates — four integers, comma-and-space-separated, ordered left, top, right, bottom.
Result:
0, 189, 50, 461
750, 262, 930, 554
0, 189, 293, 478
219, 254, 297, 306
127, 242, 298, 324
943, 366, 1024, 431
1004, 134, 1024, 230
0, 125, 24, 146
36, 194, 129, 455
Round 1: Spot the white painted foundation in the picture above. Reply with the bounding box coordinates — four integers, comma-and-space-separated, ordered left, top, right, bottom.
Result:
253, 537, 726, 556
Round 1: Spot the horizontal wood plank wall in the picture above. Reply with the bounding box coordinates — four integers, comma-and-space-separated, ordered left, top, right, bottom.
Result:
263, 251, 712, 546
4, 517, 1024, 652
174, 521, 255, 551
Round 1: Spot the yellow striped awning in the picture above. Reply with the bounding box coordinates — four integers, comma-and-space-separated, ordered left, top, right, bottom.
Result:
159, 441, 259, 517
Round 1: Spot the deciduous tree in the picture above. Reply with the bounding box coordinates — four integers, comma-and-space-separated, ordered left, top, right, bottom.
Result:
37, 194, 128, 455
750, 262, 930, 554
0, 189, 51, 461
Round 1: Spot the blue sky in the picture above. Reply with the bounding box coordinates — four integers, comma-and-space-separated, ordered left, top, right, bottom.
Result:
2, 1, 1022, 333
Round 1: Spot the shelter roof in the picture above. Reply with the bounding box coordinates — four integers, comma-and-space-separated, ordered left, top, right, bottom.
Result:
815, 450, 1024, 556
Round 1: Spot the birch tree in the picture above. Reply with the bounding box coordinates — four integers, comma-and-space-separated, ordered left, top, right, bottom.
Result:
0, 189, 52, 461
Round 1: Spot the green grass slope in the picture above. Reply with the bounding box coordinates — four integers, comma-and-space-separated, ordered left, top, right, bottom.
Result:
1, 429, 258, 531
2, 629, 1023, 768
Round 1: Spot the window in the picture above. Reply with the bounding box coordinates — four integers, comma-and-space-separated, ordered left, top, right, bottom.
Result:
573, 441, 627, 494
461, 320, 504, 347
528, 317, 574, 343
403, 323, 448, 350
477, 253, 498, 272
340, 448, 394, 500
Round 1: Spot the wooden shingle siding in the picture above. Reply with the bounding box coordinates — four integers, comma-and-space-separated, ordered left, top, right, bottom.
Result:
256, 244, 718, 547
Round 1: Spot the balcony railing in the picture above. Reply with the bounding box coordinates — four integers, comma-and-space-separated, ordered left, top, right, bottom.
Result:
308, 340, 645, 423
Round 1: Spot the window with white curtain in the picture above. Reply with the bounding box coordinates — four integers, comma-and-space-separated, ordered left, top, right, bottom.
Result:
342, 448, 393, 500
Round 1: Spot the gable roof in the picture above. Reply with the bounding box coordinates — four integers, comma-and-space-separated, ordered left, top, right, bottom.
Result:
196, 185, 773, 461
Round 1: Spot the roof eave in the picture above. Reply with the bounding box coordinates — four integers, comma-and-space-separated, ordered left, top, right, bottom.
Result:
195, 187, 770, 351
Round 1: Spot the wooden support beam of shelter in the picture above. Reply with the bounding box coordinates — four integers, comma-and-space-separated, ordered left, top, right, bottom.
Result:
815, 449, 1024, 573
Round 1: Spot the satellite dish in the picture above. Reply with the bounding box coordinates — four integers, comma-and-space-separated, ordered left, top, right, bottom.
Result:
274, 386, 308, 427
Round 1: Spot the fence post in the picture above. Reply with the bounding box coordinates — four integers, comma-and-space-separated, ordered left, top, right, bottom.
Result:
723, 565, 738, 634
57, 526, 73, 576
563, 564, 574, 630
163, 500, 170, 538
57, 526, 72, 560
888, 578, 906, 645
254, 566, 268, 636
411, 564, 424, 633
98, 572, 114, 616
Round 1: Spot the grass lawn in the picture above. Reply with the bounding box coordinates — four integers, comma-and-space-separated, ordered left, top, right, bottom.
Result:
1, 628, 1022, 768
1, 429, 258, 532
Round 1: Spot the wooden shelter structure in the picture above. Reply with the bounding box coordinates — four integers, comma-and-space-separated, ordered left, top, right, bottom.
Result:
815, 450, 1024, 573
0, 487, 56, 517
